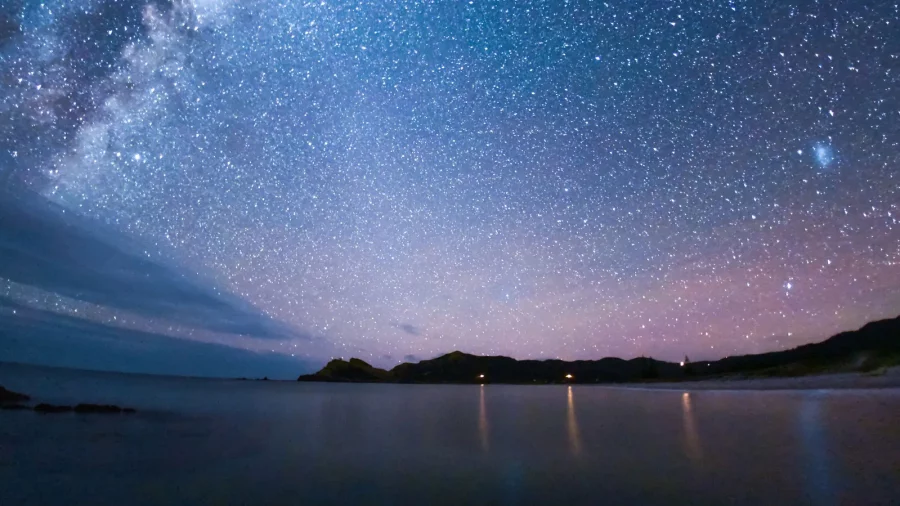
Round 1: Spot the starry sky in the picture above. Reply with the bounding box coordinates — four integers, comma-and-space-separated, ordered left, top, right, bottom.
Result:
1, 0, 899, 377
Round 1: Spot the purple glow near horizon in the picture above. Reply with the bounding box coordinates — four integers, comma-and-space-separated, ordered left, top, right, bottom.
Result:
1, 0, 898, 373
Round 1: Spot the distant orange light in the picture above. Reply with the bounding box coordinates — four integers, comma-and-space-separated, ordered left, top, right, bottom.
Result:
478, 374, 485, 379
565, 374, 573, 379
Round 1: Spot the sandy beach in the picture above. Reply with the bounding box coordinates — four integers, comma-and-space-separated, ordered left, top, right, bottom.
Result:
627, 367, 900, 391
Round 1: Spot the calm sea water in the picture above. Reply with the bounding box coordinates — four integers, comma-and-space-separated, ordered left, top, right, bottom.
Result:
1, 362, 898, 505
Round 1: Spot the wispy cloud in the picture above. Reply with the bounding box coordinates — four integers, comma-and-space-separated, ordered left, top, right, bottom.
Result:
391, 322, 421, 336
0, 192, 295, 339
0, 295, 313, 378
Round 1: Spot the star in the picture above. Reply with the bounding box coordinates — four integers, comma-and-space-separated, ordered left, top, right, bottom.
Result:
0, 0, 897, 375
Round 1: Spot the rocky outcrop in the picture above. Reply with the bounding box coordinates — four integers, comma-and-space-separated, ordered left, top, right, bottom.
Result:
33, 403, 74, 413
297, 358, 393, 382
0, 386, 137, 414
74, 403, 135, 413
0, 386, 30, 403
32, 403, 137, 414
1, 403, 30, 410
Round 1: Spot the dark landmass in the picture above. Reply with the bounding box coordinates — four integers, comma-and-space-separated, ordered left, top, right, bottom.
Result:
298, 315, 900, 384
300, 358, 394, 383
0, 385, 30, 403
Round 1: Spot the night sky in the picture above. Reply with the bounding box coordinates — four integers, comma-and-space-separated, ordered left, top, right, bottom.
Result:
1, 0, 899, 377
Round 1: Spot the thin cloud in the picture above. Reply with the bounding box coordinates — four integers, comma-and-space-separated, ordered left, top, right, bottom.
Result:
391, 322, 421, 336
0, 192, 296, 340
0, 296, 314, 379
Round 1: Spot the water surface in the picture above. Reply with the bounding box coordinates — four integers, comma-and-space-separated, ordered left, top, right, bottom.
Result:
1, 363, 898, 505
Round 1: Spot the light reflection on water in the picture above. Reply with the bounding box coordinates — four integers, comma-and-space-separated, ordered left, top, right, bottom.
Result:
798, 392, 837, 506
479, 384, 489, 452
567, 386, 581, 456
1, 363, 899, 506
682, 392, 702, 463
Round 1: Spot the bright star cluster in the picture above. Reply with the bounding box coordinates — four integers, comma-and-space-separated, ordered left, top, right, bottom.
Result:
1, 0, 899, 369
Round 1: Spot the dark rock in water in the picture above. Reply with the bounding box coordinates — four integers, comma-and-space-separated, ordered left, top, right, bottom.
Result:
1, 403, 30, 411
74, 403, 123, 413
33, 403, 136, 414
34, 403, 74, 413
0, 386, 30, 403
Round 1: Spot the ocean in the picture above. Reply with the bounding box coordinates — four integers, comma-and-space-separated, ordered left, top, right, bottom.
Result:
1, 362, 898, 505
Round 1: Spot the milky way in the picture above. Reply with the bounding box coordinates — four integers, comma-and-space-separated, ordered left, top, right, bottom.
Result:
2, 0, 899, 370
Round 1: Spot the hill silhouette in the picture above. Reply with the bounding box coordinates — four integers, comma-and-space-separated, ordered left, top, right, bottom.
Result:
297, 315, 900, 384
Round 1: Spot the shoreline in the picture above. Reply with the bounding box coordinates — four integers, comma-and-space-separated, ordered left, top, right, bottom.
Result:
3, 361, 900, 392
292, 371, 900, 390
621, 367, 900, 391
